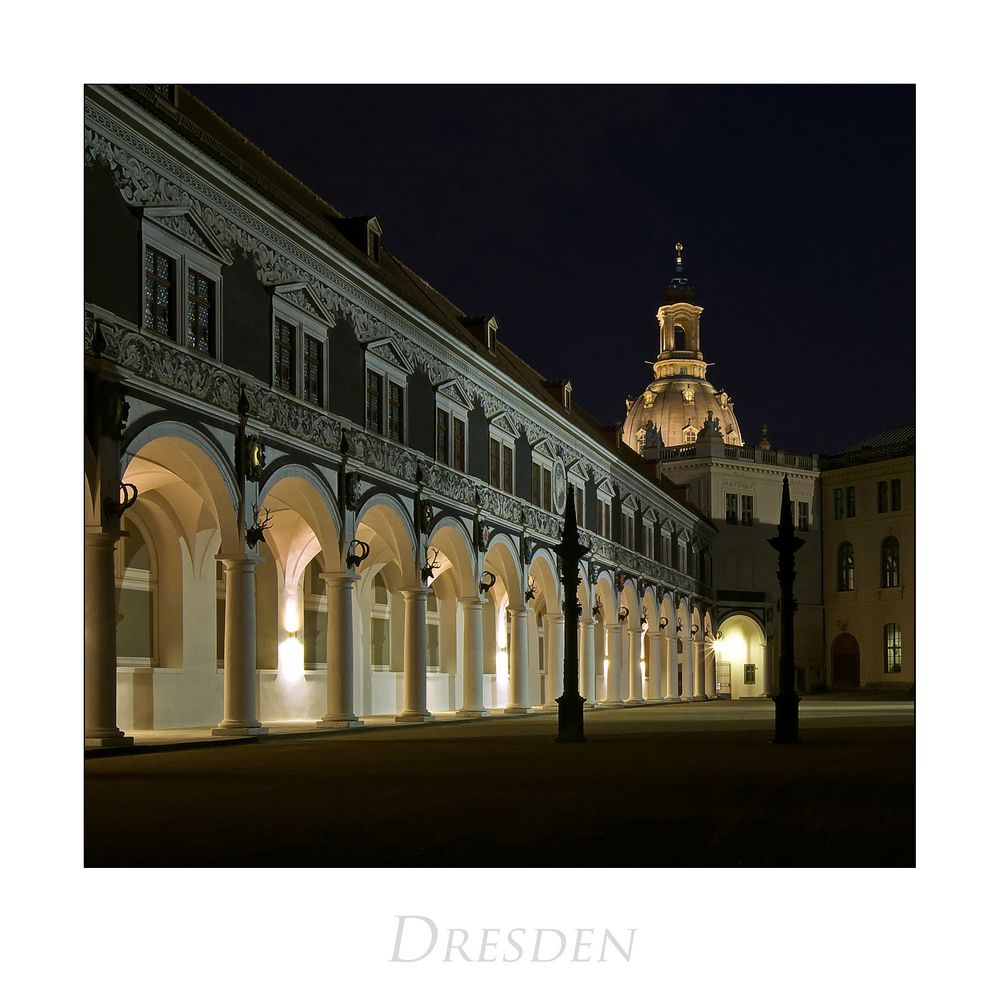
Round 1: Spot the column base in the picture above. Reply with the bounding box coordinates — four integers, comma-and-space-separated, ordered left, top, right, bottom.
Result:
625, 698, 646, 706
542, 701, 559, 710
646, 697, 666, 704
693, 694, 708, 702
456, 708, 489, 719
664, 696, 682, 703
85, 733, 134, 748
317, 716, 364, 730
504, 705, 534, 715
212, 723, 269, 736
395, 711, 433, 723
680, 696, 694, 703
212, 723, 268, 736
583, 700, 598, 709
602, 699, 625, 708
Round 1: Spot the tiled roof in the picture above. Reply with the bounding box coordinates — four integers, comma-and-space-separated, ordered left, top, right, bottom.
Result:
838, 424, 915, 455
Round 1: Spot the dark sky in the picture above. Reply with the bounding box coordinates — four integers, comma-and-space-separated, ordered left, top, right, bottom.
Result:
188, 84, 914, 456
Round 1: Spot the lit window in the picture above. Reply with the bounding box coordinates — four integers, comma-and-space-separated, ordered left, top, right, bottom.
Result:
367, 370, 384, 433
144, 246, 175, 337
740, 495, 754, 527
883, 623, 902, 673
186, 268, 214, 354
684, 428, 697, 444
274, 319, 296, 393
388, 382, 404, 443
303, 335, 323, 405
744, 663, 756, 684
452, 417, 466, 473
796, 501, 809, 531
881, 536, 900, 588
837, 542, 855, 592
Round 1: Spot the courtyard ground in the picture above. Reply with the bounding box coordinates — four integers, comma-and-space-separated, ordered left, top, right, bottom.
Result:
84, 694, 914, 867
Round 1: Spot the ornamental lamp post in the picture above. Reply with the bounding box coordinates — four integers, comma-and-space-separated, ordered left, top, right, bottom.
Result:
555, 485, 589, 742
768, 474, 805, 743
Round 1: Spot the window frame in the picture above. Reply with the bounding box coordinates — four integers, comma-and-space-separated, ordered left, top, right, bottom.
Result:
365, 348, 409, 444
846, 485, 857, 518
833, 487, 844, 520
488, 419, 517, 495
796, 500, 809, 531
271, 294, 331, 408
140, 218, 225, 359
740, 493, 754, 527
883, 623, 902, 673
880, 536, 901, 589
434, 390, 469, 472
531, 447, 556, 512
837, 541, 855, 592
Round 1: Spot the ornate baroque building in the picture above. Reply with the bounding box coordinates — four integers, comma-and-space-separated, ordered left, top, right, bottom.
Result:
84, 85, 720, 746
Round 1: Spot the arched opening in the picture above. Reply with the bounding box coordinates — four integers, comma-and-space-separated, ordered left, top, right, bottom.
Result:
593, 571, 617, 703
674, 325, 686, 351
831, 632, 861, 688
714, 613, 767, 700
527, 549, 560, 706
484, 533, 523, 711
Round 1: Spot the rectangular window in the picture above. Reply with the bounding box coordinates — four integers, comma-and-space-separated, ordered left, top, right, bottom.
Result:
303, 335, 323, 405
532, 463, 541, 507
744, 663, 756, 684
426, 623, 440, 669
740, 494, 754, 526
846, 486, 856, 518
834, 487, 844, 520
884, 623, 902, 673
436, 408, 450, 463
601, 500, 611, 538
490, 439, 501, 488
452, 418, 466, 472
366, 370, 383, 433
575, 485, 584, 525
502, 445, 513, 494
877, 480, 889, 513
388, 382, 404, 443
725, 492, 738, 524
891, 478, 901, 511
144, 246, 175, 337
644, 524, 653, 555
797, 501, 809, 531
371, 616, 390, 667
543, 467, 552, 511
274, 319, 296, 393
186, 268, 214, 354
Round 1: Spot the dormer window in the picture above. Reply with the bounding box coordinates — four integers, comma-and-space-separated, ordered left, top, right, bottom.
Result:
562, 381, 573, 409
486, 316, 498, 352
366, 220, 382, 262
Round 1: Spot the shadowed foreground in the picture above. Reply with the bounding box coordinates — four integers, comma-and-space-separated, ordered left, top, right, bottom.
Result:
85, 698, 914, 867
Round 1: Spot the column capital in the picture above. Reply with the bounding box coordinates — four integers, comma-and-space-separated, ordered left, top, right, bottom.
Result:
543, 612, 565, 624
216, 552, 261, 570
400, 587, 429, 602
320, 570, 359, 588
460, 595, 486, 609
648, 629, 662, 639
628, 626, 643, 637
509, 607, 529, 621
84, 527, 122, 548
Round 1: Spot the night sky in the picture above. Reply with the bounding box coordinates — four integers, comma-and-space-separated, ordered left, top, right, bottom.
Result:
187, 84, 914, 456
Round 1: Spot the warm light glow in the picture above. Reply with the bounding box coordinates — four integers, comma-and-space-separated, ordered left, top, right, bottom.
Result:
283, 593, 299, 633
602, 658, 609, 676
278, 636, 304, 681
495, 649, 509, 706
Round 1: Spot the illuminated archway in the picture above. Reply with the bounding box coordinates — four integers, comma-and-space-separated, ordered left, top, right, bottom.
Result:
716, 613, 767, 700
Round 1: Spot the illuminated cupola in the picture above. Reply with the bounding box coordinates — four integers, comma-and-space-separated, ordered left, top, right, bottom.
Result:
622, 243, 744, 452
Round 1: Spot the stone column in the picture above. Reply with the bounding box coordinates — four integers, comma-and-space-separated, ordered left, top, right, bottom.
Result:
84, 529, 133, 747
582, 620, 597, 707
705, 637, 718, 699
397, 588, 432, 722
458, 597, 488, 718
626, 627, 645, 705
505, 608, 532, 714
317, 571, 362, 729
214, 555, 267, 735
543, 612, 565, 708
681, 637, 694, 702
665, 630, 680, 702
693, 639, 707, 700
647, 629, 663, 702
605, 622, 625, 706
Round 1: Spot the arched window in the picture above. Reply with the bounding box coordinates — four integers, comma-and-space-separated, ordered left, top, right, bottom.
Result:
880, 536, 900, 588
883, 623, 902, 673
674, 325, 686, 350
684, 428, 697, 444
837, 542, 855, 592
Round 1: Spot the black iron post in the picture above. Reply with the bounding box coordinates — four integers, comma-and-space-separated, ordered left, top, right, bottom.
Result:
768, 474, 805, 743
555, 486, 588, 742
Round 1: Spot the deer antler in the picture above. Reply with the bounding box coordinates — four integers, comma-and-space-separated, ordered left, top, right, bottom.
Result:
245, 503, 273, 549
420, 546, 441, 585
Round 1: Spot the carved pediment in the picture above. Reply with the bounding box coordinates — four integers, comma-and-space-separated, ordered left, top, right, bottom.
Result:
366, 337, 413, 374
489, 412, 518, 437
269, 281, 336, 327
143, 205, 233, 264
531, 438, 557, 460
436, 378, 473, 409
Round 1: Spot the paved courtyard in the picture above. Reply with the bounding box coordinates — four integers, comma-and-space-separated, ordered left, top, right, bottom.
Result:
84, 696, 915, 867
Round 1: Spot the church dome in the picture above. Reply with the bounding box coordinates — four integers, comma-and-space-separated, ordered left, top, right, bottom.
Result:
623, 374, 742, 451
622, 242, 743, 452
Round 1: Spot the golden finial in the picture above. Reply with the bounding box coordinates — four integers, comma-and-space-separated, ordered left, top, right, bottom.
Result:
675, 241, 684, 266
